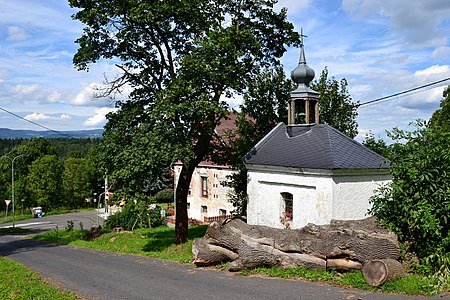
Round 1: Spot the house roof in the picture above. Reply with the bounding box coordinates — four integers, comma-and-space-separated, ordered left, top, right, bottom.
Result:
243, 123, 390, 170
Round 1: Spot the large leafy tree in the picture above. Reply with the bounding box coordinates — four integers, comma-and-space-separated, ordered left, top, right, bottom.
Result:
69, 0, 299, 243
98, 101, 171, 202
27, 155, 64, 210
429, 85, 450, 132
63, 157, 92, 208
224, 66, 359, 215
0, 139, 58, 210
369, 122, 450, 267
310, 67, 358, 138
222, 66, 293, 215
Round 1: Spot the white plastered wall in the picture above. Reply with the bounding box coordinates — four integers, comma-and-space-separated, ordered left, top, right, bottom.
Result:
332, 171, 392, 220
247, 165, 392, 229
247, 165, 334, 229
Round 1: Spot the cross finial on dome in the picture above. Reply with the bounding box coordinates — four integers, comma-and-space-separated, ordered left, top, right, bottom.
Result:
300, 28, 307, 46
291, 28, 314, 86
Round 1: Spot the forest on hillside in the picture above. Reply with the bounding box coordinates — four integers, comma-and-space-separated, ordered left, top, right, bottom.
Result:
0, 138, 104, 213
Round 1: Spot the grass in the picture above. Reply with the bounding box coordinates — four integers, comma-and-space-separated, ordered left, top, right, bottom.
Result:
242, 266, 439, 296
35, 225, 208, 263
0, 256, 78, 300
33, 225, 444, 296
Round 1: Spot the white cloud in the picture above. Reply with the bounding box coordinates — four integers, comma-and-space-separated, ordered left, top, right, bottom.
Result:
432, 46, 450, 59
341, 0, 450, 47
7, 26, 28, 41
414, 65, 450, 77
60, 114, 71, 120
275, 0, 311, 14
24, 112, 51, 121
71, 83, 105, 106
83, 107, 118, 127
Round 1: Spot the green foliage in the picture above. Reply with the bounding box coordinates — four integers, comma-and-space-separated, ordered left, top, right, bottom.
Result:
310, 67, 359, 138
0, 257, 78, 300
242, 266, 336, 281
35, 225, 208, 263
65, 220, 75, 231
362, 131, 391, 158
369, 121, 450, 291
63, 157, 93, 208
0, 138, 102, 213
27, 155, 64, 210
429, 86, 450, 132
105, 201, 164, 231
69, 0, 299, 243
153, 188, 174, 204
220, 67, 293, 215
224, 67, 358, 215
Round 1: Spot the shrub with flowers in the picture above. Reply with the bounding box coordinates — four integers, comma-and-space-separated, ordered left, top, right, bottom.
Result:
280, 211, 292, 229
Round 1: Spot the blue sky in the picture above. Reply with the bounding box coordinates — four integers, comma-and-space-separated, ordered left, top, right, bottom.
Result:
1, 0, 450, 141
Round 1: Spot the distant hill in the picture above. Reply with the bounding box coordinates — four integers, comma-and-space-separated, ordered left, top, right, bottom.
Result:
0, 128, 103, 139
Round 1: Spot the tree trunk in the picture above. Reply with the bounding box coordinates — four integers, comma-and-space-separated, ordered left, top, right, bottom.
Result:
362, 259, 406, 286
174, 164, 193, 244
192, 217, 400, 272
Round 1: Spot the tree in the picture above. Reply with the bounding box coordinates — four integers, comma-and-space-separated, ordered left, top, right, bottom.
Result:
310, 67, 359, 138
362, 131, 391, 158
69, 0, 299, 243
222, 66, 293, 215
27, 155, 64, 210
63, 157, 91, 208
98, 102, 172, 203
429, 85, 450, 132
369, 121, 450, 262
224, 67, 358, 215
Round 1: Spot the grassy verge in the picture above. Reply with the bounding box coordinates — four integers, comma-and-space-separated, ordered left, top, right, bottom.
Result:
33, 226, 443, 296
0, 257, 78, 300
34, 225, 208, 263
242, 266, 438, 296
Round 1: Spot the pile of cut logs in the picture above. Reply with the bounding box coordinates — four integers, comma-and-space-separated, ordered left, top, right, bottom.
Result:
192, 217, 405, 286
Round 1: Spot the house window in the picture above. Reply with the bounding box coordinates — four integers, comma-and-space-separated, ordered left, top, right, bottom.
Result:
201, 176, 208, 197
281, 192, 293, 218
187, 203, 190, 209
201, 205, 208, 214
219, 209, 226, 216
188, 188, 191, 196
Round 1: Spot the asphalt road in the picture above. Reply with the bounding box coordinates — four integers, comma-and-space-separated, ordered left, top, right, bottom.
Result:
0, 210, 104, 233
0, 213, 448, 300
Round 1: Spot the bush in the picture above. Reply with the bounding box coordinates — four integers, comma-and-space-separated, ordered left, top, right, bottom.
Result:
105, 201, 164, 231
370, 123, 450, 258
153, 188, 174, 204
369, 122, 450, 293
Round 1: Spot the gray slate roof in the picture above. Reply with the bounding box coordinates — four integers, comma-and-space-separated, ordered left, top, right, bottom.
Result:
243, 123, 390, 169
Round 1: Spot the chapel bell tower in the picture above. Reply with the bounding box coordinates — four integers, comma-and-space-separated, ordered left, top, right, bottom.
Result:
288, 31, 319, 125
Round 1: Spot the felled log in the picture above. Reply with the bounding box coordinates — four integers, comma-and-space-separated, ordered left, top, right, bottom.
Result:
362, 259, 406, 286
192, 217, 400, 272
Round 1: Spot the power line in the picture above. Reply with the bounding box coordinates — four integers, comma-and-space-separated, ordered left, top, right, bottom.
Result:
358, 77, 450, 108
0, 106, 76, 138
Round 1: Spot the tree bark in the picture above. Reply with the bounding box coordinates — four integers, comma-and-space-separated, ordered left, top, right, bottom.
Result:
192, 217, 400, 272
174, 164, 193, 244
362, 259, 406, 286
